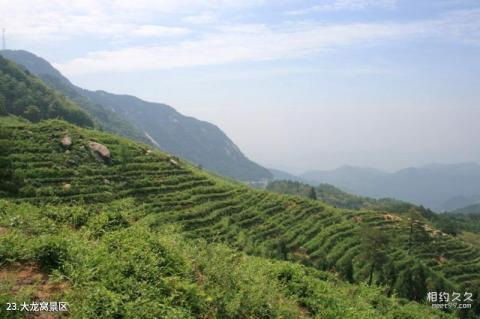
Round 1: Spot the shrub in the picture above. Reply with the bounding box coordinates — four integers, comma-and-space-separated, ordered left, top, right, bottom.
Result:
33, 236, 69, 270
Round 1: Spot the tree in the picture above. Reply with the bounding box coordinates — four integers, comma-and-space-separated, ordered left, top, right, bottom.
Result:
437, 220, 459, 237
0, 128, 22, 194
337, 256, 354, 283
308, 187, 317, 200
0, 96, 6, 115
394, 259, 430, 301
359, 226, 391, 286
276, 238, 289, 260
119, 144, 133, 169
24, 105, 41, 122
407, 209, 431, 252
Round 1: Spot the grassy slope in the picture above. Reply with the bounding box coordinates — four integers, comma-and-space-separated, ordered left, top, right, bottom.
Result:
0, 199, 453, 319
1, 119, 479, 318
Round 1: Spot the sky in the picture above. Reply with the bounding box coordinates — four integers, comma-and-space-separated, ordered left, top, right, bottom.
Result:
1, 0, 480, 174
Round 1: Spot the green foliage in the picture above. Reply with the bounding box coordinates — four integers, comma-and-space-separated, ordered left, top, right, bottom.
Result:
0, 200, 454, 319
87, 209, 130, 238
0, 95, 6, 115
0, 55, 94, 127
359, 226, 391, 286
1, 50, 273, 181
23, 105, 41, 122
0, 119, 478, 318
40, 72, 153, 145
0, 127, 22, 195
267, 180, 428, 214
33, 235, 69, 270
432, 212, 480, 236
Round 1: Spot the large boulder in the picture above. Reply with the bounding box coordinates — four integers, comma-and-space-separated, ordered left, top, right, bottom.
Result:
88, 142, 111, 162
60, 135, 72, 148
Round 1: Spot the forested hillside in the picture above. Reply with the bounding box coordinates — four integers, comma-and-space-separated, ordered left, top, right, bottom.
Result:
0, 49, 151, 145
1, 118, 479, 318
301, 164, 480, 211
0, 56, 93, 128
0, 50, 273, 182
266, 180, 430, 214
81, 89, 272, 181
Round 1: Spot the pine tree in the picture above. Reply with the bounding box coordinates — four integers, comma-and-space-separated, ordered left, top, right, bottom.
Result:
407, 209, 431, 253
394, 259, 429, 301
359, 226, 390, 286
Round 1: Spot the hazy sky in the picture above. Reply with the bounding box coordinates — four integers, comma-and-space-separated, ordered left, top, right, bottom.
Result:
2, 0, 480, 173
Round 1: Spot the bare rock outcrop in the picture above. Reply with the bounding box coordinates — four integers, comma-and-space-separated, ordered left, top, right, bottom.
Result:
88, 142, 111, 163
60, 135, 72, 148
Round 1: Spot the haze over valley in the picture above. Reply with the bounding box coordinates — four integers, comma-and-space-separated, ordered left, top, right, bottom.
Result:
3, 0, 480, 175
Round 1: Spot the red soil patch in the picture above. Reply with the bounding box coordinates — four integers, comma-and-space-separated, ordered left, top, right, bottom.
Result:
0, 263, 69, 318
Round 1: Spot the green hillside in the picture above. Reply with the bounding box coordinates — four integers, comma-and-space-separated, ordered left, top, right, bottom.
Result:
0, 49, 151, 145
81, 89, 273, 181
452, 204, 480, 216
0, 50, 273, 182
0, 56, 93, 128
1, 119, 479, 318
432, 211, 480, 238
0, 200, 453, 319
266, 180, 432, 214
266, 180, 480, 259
301, 164, 480, 212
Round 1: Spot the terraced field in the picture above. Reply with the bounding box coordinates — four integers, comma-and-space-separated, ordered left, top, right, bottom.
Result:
1, 119, 479, 317
0, 199, 455, 319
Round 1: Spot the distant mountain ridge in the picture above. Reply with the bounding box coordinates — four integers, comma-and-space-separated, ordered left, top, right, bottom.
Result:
266, 179, 431, 214
0, 50, 272, 181
80, 89, 271, 181
269, 168, 308, 183
301, 162, 480, 211
452, 203, 480, 215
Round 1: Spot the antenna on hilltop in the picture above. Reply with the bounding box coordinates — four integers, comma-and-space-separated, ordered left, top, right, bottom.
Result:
1, 28, 5, 50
